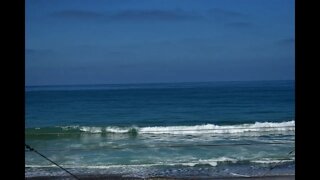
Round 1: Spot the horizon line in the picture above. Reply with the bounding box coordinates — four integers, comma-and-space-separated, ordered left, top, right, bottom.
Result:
25, 79, 294, 87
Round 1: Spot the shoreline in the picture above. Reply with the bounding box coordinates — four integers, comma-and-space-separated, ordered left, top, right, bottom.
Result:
25, 161, 295, 179
26, 174, 295, 180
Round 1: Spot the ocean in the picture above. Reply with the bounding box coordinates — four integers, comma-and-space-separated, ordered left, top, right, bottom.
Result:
25, 80, 295, 179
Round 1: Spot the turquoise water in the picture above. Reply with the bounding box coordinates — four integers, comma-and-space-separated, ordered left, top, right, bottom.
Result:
25, 80, 295, 178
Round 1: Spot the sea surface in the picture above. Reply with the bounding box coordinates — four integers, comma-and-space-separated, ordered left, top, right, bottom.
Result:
25, 80, 295, 178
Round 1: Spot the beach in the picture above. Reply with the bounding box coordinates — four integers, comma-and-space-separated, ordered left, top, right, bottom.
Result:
25, 81, 295, 179
26, 174, 295, 180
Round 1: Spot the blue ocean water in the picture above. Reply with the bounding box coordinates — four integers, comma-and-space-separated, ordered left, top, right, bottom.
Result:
25, 80, 295, 178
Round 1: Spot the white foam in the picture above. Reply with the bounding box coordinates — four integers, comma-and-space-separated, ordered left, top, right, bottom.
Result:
180, 162, 198, 167
26, 165, 57, 168
105, 127, 132, 133
251, 158, 295, 164
26, 164, 168, 169
25, 157, 238, 169
26, 156, 295, 171
198, 157, 238, 166
139, 120, 295, 135
62, 120, 295, 135
61, 125, 79, 130
79, 127, 102, 133
229, 172, 250, 177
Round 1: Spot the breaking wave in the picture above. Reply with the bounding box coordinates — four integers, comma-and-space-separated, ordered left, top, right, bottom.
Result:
26, 120, 294, 136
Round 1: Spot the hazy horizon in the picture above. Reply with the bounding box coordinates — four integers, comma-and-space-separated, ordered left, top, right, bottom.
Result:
25, 79, 294, 87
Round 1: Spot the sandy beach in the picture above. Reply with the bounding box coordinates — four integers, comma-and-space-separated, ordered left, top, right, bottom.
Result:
26, 174, 295, 180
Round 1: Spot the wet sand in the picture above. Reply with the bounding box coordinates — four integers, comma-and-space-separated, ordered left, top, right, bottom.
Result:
26, 174, 295, 180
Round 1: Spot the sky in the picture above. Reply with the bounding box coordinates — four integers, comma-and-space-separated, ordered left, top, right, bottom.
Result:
26, 0, 295, 86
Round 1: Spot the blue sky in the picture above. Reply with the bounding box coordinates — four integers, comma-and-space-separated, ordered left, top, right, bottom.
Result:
26, 0, 294, 86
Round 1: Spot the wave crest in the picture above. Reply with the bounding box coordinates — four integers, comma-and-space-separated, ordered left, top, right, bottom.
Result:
26, 120, 295, 136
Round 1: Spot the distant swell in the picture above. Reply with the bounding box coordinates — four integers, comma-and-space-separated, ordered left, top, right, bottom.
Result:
26, 120, 295, 136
